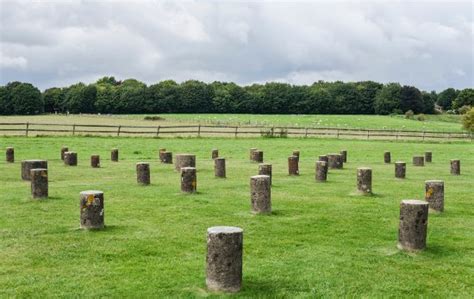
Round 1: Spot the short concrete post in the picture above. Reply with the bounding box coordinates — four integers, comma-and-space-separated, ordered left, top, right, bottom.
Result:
251, 150, 263, 163
288, 156, 299, 175
6, 147, 14, 163
425, 180, 444, 212
80, 190, 104, 229
413, 156, 424, 166
340, 150, 347, 163
315, 161, 328, 182
450, 159, 460, 175
136, 162, 150, 185
61, 146, 68, 160
327, 153, 343, 169
425, 151, 432, 163
258, 164, 272, 185
206, 226, 243, 293
64, 152, 77, 166
30, 168, 48, 199
111, 148, 119, 162
21, 160, 48, 180
161, 151, 172, 164
91, 155, 100, 168
181, 167, 197, 193
158, 148, 166, 162
250, 175, 271, 214
212, 149, 219, 159
249, 148, 257, 160
214, 158, 226, 178
395, 161, 406, 179
398, 200, 429, 251
292, 150, 300, 161
384, 151, 391, 163
175, 154, 196, 171
357, 167, 372, 194
318, 155, 328, 163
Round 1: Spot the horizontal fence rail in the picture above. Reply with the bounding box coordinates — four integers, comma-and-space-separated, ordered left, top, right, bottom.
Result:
0, 122, 471, 141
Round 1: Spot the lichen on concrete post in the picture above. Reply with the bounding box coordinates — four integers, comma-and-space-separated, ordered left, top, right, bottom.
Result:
395, 161, 406, 179
30, 168, 48, 199
413, 156, 424, 166
327, 153, 343, 169
315, 161, 328, 182
292, 150, 300, 161
398, 199, 429, 251
250, 175, 271, 214
175, 154, 196, 171
80, 190, 104, 229
384, 151, 391, 164
251, 150, 263, 163
161, 151, 172, 164
206, 226, 243, 293
319, 155, 328, 163
258, 164, 272, 185
357, 167, 372, 194
450, 159, 460, 175
6, 147, 14, 163
111, 148, 119, 162
288, 156, 299, 175
214, 158, 226, 178
136, 162, 151, 185
212, 149, 219, 159
249, 148, 257, 161
425, 180, 444, 212
91, 155, 100, 168
64, 152, 77, 166
21, 160, 48, 180
181, 167, 197, 193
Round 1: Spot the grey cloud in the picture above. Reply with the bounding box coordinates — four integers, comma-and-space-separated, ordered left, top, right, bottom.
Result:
0, 0, 472, 91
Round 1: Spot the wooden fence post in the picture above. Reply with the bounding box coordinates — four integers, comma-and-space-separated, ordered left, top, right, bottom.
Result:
198, 125, 201, 137
422, 131, 425, 141
336, 129, 340, 139
234, 126, 238, 138
72, 124, 76, 136
305, 127, 308, 138
367, 130, 370, 140
156, 126, 160, 137
25, 122, 29, 137
117, 125, 121, 137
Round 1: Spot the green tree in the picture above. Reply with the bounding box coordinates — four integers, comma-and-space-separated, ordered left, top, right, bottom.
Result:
421, 91, 436, 114
64, 83, 97, 113
400, 85, 423, 113
452, 88, 474, 110
7, 81, 43, 115
374, 83, 402, 115
437, 88, 459, 110
0, 86, 12, 115
179, 80, 214, 113
146, 80, 180, 113
327, 82, 362, 114
43, 87, 65, 113
355, 81, 383, 114
462, 107, 474, 132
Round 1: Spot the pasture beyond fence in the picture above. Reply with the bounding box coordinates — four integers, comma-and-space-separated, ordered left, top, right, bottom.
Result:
0, 122, 471, 141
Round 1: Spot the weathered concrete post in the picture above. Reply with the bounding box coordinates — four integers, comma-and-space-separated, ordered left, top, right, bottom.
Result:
158, 148, 166, 162
250, 175, 271, 214
175, 154, 196, 171
425, 180, 444, 212
30, 168, 48, 199
91, 155, 100, 168
288, 156, 299, 175
398, 200, 429, 251
6, 147, 14, 163
161, 151, 173, 164
61, 146, 68, 160
136, 162, 150, 185
212, 149, 219, 159
315, 161, 328, 182
251, 150, 263, 163
111, 148, 119, 162
214, 158, 226, 178
249, 148, 257, 161
80, 190, 104, 229
206, 226, 243, 293
340, 150, 347, 163
64, 152, 77, 166
318, 155, 328, 163
450, 159, 460, 175
181, 167, 197, 193
327, 153, 343, 169
395, 161, 406, 179
292, 150, 300, 161
425, 151, 432, 163
21, 160, 48, 180
258, 164, 272, 185
357, 167, 372, 194
384, 151, 391, 164
413, 156, 424, 166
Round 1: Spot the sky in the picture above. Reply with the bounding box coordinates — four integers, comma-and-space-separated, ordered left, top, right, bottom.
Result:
0, 0, 473, 91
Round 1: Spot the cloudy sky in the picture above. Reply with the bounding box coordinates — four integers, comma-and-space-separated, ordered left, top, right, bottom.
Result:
0, 0, 472, 91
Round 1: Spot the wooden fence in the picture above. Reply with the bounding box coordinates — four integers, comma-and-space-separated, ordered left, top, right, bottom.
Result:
0, 122, 471, 141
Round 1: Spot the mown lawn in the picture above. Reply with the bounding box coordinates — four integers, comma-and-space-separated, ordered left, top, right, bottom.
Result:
0, 113, 465, 132
0, 136, 472, 297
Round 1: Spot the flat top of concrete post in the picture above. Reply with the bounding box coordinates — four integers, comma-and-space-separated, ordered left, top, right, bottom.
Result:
425, 180, 444, 184
112, 148, 118, 150
327, 153, 339, 156
30, 168, 47, 172
395, 161, 405, 164
136, 162, 150, 165
413, 155, 423, 157
259, 163, 271, 166
65, 151, 76, 154
176, 153, 195, 156
450, 159, 460, 161
401, 199, 428, 206
181, 166, 196, 170
250, 148, 257, 150
6, 146, 14, 149
316, 160, 327, 164
251, 175, 270, 180
22, 159, 47, 162
357, 167, 372, 170
80, 190, 104, 195
215, 157, 225, 160
91, 154, 100, 156
207, 226, 243, 234
384, 151, 390, 153
319, 154, 327, 157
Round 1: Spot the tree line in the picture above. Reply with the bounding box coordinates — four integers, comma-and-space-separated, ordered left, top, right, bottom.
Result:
0, 77, 472, 115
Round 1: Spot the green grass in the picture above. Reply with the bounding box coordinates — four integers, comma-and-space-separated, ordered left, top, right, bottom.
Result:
0, 136, 473, 297
0, 113, 465, 132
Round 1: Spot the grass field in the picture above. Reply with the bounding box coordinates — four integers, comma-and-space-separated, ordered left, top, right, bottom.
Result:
0, 113, 465, 132
1, 135, 472, 297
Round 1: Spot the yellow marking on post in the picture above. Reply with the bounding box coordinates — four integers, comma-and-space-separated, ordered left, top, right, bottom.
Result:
86, 194, 94, 206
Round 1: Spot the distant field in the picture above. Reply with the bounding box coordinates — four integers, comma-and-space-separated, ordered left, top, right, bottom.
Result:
0, 113, 464, 132
0, 136, 472, 297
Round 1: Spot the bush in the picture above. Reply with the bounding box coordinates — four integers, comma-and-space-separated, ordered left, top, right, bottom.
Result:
462, 108, 474, 132
416, 114, 426, 121
457, 105, 471, 115
144, 116, 164, 121
405, 110, 414, 119
260, 127, 288, 138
